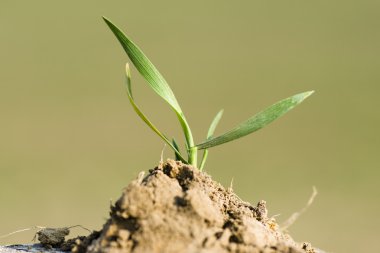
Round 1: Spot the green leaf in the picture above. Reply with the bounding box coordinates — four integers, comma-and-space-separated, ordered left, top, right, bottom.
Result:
195, 91, 314, 150
206, 109, 224, 139
172, 138, 181, 161
103, 17, 196, 162
103, 17, 181, 112
199, 110, 224, 170
125, 64, 187, 163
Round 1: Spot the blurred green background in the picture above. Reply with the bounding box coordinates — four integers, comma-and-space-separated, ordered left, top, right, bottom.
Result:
1, 1, 379, 252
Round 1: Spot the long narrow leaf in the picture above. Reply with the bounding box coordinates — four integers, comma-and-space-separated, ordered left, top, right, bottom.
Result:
103, 17, 181, 112
199, 110, 224, 170
206, 109, 224, 139
125, 64, 187, 163
103, 17, 195, 159
172, 138, 181, 161
195, 91, 314, 150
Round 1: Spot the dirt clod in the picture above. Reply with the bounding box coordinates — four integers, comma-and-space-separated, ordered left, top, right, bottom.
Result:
80, 160, 317, 253
36, 228, 70, 248
30, 226, 92, 251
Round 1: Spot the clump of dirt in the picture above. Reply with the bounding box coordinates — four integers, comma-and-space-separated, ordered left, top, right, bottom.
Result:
33, 225, 93, 250
78, 160, 317, 253
36, 227, 70, 248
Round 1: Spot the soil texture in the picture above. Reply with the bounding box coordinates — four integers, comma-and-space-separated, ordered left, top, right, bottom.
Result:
75, 160, 318, 253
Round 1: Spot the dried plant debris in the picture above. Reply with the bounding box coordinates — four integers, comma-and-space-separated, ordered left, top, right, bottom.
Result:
281, 187, 318, 231
0, 226, 92, 251
76, 160, 321, 253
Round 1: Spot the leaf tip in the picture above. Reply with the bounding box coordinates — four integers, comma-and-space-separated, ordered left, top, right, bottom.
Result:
125, 63, 133, 96
125, 63, 131, 76
216, 109, 224, 119
102, 16, 114, 28
306, 90, 315, 97
294, 90, 314, 103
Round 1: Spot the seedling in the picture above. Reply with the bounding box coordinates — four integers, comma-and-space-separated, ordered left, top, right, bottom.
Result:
103, 17, 313, 170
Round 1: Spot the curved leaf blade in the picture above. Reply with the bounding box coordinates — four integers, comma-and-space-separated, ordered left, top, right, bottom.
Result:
206, 109, 224, 139
199, 109, 224, 170
103, 17, 182, 113
103, 17, 196, 161
125, 64, 187, 163
172, 138, 182, 161
195, 91, 314, 150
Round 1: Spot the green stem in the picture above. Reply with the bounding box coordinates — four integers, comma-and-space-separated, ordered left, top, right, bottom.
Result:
199, 149, 208, 171
189, 146, 198, 166
176, 112, 197, 166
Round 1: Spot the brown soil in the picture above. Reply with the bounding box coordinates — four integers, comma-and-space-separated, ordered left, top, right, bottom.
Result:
74, 160, 318, 253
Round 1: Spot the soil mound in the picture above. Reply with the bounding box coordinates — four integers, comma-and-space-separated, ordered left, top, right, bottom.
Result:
79, 160, 317, 253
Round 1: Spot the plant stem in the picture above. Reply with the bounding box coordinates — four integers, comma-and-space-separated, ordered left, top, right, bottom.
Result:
188, 146, 198, 166
176, 112, 197, 166
199, 149, 208, 171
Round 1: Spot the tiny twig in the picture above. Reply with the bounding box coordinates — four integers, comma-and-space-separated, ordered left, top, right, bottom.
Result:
67, 225, 92, 233
0, 226, 47, 240
281, 186, 318, 231
160, 143, 166, 164
228, 177, 234, 193
0, 228, 33, 239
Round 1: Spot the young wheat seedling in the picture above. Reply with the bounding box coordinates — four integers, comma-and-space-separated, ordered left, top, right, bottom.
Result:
103, 17, 313, 170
